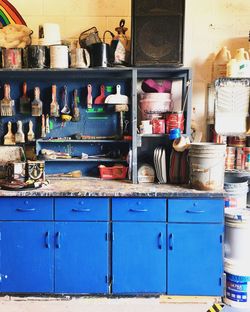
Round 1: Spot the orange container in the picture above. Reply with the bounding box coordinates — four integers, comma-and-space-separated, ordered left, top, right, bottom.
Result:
98, 165, 128, 180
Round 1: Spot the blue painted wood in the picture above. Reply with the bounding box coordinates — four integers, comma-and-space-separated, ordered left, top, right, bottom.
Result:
0, 222, 54, 293
167, 223, 224, 296
55, 198, 109, 221
112, 222, 166, 294
55, 222, 108, 294
168, 198, 224, 223
0, 197, 53, 220
112, 198, 166, 221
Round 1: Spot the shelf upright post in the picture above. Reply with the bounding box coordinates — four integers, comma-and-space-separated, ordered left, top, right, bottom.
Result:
132, 68, 138, 183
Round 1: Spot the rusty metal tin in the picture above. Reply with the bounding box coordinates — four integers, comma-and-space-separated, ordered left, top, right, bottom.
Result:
2, 48, 22, 69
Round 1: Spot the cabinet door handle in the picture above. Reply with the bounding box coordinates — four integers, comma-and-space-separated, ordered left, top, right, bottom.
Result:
16, 208, 36, 212
129, 208, 148, 212
158, 232, 163, 249
72, 208, 91, 212
186, 210, 205, 214
45, 231, 50, 249
56, 232, 61, 248
169, 233, 174, 250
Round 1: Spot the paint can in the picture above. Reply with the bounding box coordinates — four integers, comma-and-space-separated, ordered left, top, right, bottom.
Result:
188, 143, 226, 190
166, 111, 184, 134
50, 45, 68, 68
151, 119, 165, 134
225, 147, 236, 170
2, 48, 22, 69
236, 147, 245, 170
224, 176, 248, 209
243, 147, 250, 171
23, 45, 49, 68
224, 258, 250, 308
70, 48, 90, 68
228, 136, 246, 148
225, 209, 250, 263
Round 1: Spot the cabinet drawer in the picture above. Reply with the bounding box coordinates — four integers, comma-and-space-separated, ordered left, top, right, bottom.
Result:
168, 199, 224, 223
55, 198, 109, 221
112, 198, 166, 221
0, 198, 53, 220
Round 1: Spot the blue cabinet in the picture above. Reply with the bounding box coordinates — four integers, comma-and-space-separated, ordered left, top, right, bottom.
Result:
112, 197, 167, 294
0, 222, 54, 293
55, 222, 108, 294
167, 199, 224, 296
0, 196, 224, 295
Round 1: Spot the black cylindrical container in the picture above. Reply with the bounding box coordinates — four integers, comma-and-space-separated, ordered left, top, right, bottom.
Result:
89, 43, 111, 67
23, 45, 49, 68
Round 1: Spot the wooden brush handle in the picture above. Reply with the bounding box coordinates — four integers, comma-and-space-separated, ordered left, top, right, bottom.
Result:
23, 82, 27, 96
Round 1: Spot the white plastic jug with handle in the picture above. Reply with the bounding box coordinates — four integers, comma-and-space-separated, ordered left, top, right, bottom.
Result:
235, 48, 249, 60
212, 46, 231, 80
234, 48, 250, 77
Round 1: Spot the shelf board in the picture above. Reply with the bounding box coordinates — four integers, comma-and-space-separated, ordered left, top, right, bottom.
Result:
36, 139, 131, 143
40, 158, 127, 162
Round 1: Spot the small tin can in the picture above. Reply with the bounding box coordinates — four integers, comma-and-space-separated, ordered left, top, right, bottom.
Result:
166, 111, 184, 134
2, 48, 22, 69
26, 160, 45, 181
5, 161, 26, 181
152, 119, 165, 134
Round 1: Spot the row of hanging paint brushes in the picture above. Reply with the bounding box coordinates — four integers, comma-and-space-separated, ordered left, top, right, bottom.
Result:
0, 83, 129, 120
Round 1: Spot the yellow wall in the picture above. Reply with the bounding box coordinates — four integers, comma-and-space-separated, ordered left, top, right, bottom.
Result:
10, 0, 250, 138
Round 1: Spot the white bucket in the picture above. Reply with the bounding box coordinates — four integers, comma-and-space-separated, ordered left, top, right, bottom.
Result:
189, 143, 226, 190
224, 176, 248, 209
225, 209, 250, 263
224, 259, 250, 308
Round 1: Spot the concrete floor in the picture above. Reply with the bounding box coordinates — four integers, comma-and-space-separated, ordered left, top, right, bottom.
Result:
0, 297, 220, 312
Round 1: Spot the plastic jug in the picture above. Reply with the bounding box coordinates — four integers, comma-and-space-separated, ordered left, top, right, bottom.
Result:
234, 48, 249, 60
227, 58, 238, 77
233, 48, 250, 77
213, 46, 231, 80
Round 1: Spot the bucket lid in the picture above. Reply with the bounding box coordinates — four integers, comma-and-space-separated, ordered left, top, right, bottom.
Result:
225, 208, 250, 222
225, 258, 250, 275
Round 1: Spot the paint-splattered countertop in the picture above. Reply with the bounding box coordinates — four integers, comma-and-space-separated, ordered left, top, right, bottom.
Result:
0, 179, 225, 197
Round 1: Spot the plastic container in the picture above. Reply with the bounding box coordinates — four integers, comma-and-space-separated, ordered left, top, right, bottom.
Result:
234, 48, 249, 61
224, 258, 250, 308
225, 208, 250, 263
188, 143, 226, 190
224, 176, 248, 209
169, 128, 181, 140
213, 46, 231, 80
140, 99, 172, 120
98, 165, 128, 180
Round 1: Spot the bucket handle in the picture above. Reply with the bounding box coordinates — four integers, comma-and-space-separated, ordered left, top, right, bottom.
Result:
191, 167, 209, 173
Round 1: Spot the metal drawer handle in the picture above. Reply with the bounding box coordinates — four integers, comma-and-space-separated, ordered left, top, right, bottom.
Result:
72, 208, 91, 212
158, 232, 163, 249
186, 210, 205, 214
45, 231, 50, 249
56, 232, 61, 248
169, 233, 174, 250
16, 208, 36, 212
129, 208, 148, 213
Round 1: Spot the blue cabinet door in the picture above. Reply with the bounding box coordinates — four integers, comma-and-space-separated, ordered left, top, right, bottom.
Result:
167, 223, 223, 296
55, 222, 108, 294
0, 222, 54, 293
112, 222, 166, 294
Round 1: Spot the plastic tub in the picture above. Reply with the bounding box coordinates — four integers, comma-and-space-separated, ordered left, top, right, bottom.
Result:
188, 143, 226, 190
224, 258, 250, 308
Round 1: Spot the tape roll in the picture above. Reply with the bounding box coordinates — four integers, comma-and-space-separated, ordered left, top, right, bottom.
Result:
173, 136, 190, 152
